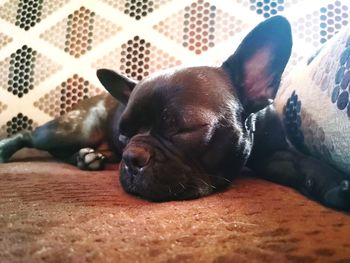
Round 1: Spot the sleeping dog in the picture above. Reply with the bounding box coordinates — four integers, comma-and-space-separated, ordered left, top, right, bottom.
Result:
0, 16, 349, 211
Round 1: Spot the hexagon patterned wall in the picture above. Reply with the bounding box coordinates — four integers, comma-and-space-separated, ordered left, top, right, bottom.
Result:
0, 0, 349, 138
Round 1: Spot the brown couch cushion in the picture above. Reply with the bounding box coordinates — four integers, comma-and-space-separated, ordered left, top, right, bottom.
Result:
0, 149, 350, 262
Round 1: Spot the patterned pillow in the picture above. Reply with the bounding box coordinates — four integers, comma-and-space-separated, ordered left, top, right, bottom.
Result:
275, 25, 350, 175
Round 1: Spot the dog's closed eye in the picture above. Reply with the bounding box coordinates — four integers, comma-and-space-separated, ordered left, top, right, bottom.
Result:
173, 123, 216, 144
176, 124, 209, 134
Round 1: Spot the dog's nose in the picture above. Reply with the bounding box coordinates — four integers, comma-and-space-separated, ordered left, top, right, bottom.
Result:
122, 147, 151, 174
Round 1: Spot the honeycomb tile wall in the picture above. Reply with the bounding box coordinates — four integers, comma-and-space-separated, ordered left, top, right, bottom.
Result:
39, 18, 68, 51
0, 0, 23, 25
0, 46, 61, 98
65, 7, 95, 58
33, 74, 102, 118
120, 36, 152, 80
101, 0, 172, 20
7, 45, 36, 98
0, 0, 69, 30
154, 0, 248, 55
0, 101, 8, 114
93, 36, 181, 80
183, 0, 216, 54
215, 9, 247, 42
286, 1, 349, 68
320, 1, 349, 44
293, 11, 321, 48
246, 0, 312, 18
0, 32, 12, 49
249, 0, 285, 18
148, 45, 182, 73
41, 0, 70, 20
0, 0, 349, 136
33, 53, 62, 87
99, 0, 126, 12
124, 0, 154, 20
0, 113, 37, 138
15, 0, 44, 31
40, 6, 122, 58
153, 9, 186, 44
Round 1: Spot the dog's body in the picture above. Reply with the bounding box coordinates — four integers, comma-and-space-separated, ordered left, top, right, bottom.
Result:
1, 16, 349, 210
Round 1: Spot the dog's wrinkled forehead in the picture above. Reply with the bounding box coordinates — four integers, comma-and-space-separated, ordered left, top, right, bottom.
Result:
119, 66, 236, 135
127, 66, 234, 110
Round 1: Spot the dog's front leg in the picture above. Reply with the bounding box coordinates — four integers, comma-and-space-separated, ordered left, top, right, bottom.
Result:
0, 131, 32, 162
248, 150, 350, 211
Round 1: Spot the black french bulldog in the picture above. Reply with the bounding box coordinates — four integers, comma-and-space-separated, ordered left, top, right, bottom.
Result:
0, 16, 349, 211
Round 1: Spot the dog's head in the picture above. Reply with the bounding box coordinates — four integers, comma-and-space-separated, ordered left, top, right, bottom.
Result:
97, 16, 292, 201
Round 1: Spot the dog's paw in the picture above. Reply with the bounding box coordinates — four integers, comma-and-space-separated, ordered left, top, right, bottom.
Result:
324, 180, 350, 211
77, 148, 106, 171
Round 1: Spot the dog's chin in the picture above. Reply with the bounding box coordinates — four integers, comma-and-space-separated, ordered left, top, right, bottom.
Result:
118, 161, 220, 202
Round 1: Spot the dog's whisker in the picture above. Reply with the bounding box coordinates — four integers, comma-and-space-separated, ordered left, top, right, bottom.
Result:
198, 178, 209, 187
179, 182, 185, 190
222, 177, 232, 183
207, 173, 232, 184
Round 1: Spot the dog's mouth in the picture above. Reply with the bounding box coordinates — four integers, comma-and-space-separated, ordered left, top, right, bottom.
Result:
119, 159, 219, 201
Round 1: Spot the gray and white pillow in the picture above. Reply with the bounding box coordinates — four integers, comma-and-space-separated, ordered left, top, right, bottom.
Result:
275, 24, 350, 175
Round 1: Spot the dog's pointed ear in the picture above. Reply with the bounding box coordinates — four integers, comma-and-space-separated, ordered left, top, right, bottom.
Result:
222, 16, 292, 112
96, 69, 137, 105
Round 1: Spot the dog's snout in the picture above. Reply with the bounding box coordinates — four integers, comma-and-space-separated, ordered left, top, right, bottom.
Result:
122, 146, 151, 174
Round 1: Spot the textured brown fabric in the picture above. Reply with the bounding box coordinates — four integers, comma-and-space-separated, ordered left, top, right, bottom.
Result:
0, 149, 350, 263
